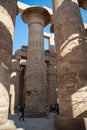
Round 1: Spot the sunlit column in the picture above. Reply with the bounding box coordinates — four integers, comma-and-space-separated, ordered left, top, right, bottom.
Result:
10, 84, 15, 114
22, 6, 50, 116
0, 0, 17, 129
53, 0, 87, 129
10, 58, 20, 114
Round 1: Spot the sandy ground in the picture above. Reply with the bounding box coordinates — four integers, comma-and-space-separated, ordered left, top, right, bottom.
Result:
9, 113, 56, 130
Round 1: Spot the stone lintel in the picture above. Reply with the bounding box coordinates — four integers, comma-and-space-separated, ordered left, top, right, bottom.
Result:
44, 32, 51, 39
17, 1, 87, 14
54, 115, 87, 130
17, 1, 53, 14
17, 1, 30, 13
22, 6, 51, 27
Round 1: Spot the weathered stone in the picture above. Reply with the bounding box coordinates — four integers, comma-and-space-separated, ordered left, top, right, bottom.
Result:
11, 43, 57, 115
46, 61, 57, 105
78, 0, 87, 9
0, 1, 87, 129
22, 6, 51, 116
10, 59, 20, 114
0, 0, 17, 128
0, 120, 16, 130
54, 115, 87, 130
53, 0, 87, 129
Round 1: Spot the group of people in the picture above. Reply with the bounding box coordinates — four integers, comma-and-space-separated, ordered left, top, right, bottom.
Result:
49, 103, 59, 113
45, 103, 59, 118
17, 104, 25, 121
17, 103, 59, 120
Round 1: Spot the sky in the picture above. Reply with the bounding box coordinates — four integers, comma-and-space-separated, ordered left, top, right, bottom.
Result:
13, 0, 87, 54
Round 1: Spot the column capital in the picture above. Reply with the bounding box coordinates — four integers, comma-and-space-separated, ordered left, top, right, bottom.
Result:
22, 6, 51, 27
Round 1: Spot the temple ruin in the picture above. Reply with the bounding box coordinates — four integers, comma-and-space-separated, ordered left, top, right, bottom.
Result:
0, 0, 87, 130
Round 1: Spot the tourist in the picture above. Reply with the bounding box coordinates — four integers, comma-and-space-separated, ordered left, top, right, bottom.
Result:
19, 104, 25, 121
17, 104, 21, 117
45, 105, 50, 119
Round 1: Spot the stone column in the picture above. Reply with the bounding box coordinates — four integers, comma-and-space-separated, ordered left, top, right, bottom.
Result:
47, 63, 57, 105
9, 86, 15, 115
0, 0, 17, 129
22, 6, 50, 117
53, 0, 87, 130
10, 58, 20, 114
19, 65, 25, 105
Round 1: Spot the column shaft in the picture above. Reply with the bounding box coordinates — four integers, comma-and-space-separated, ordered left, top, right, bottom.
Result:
10, 59, 20, 114
26, 23, 46, 113
0, 0, 17, 126
53, 0, 87, 117
47, 63, 57, 105
53, 0, 87, 129
22, 7, 50, 116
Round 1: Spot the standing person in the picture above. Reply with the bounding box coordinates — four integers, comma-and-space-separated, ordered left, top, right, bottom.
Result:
17, 104, 20, 117
45, 105, 50, 119
56, 103, 59, 114
19, 104, 25, 121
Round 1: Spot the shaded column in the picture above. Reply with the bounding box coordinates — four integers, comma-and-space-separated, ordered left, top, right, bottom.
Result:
0, 0, 17, 129
53, 0, 87, 130
19, 65, 25, 105
22, 6, 50, 117
47, 62, 57, 105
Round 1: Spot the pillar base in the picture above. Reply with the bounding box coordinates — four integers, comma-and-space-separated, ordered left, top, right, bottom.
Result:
54, 115, 87, 130
0, 120, 16, 130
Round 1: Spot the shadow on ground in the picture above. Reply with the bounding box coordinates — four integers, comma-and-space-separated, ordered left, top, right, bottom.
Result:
9, 113, 56, 130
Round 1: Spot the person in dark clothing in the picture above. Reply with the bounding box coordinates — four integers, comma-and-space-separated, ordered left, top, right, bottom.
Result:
17, 104, 21, 117
55, 103, 59, 114
19, 104, 25, 121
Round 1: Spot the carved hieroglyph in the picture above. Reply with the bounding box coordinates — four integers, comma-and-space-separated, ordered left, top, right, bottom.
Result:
53, 0, 87, 118
22, 6, 51, 115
